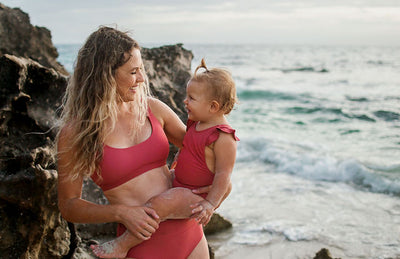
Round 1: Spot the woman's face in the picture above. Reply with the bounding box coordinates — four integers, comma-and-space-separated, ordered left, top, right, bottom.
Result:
115, 48, 145, 102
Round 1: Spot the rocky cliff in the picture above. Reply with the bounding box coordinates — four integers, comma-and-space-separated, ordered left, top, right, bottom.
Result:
0, 54, 69, 258
0, 3, 68, 75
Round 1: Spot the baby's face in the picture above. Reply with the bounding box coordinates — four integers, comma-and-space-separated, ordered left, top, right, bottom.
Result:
184, 81, 213, 121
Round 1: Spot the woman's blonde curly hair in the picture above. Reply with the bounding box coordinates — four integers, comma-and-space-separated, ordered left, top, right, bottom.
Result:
56, 26, 150, 180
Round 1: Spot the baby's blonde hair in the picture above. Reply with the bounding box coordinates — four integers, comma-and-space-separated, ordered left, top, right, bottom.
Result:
191, 58, 237, 114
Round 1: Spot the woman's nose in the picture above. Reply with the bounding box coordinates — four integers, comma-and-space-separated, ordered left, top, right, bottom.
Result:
137, 69, 145, 82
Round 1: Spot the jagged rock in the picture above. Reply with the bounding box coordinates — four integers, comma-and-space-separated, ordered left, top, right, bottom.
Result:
0, 54, 67, 126
0, 54, 69, 258
0, 3, 68, 75
204, 213, 232, 235
0, 54, 67, 180
313, 248, 341, 259
0, 156, 70, 258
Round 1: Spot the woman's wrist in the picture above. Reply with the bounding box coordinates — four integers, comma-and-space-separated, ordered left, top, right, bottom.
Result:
113, 204, 127, 223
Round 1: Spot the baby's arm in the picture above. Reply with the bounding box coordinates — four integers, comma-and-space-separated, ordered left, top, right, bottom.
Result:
192, 181, 232, 209
192, 132, 237, 225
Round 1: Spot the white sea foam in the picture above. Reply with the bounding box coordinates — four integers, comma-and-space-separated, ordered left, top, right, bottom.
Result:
261, 221, 318, 242
237, 137, 400, 195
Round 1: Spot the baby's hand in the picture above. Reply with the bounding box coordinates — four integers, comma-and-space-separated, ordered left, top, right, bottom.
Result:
191, 200, 215, 226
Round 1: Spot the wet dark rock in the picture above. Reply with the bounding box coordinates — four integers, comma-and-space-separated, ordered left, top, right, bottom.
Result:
204, 213, 233, 235
0, 53, 68, 258
313, 248, 341, 259
0, 3, 68, 75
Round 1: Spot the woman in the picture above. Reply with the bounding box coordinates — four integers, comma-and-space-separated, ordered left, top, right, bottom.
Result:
57, 26, 210, 258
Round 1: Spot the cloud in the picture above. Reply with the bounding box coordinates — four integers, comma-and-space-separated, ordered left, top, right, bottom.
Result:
2, 0, 399, 45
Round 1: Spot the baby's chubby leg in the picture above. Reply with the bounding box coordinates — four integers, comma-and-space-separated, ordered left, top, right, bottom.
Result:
91, 187, 203, 258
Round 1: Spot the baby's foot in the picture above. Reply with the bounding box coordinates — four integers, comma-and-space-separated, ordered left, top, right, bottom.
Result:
90, 241, 128, 259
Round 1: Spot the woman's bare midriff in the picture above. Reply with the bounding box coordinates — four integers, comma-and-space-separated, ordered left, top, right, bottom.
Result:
103, 165, 171, 206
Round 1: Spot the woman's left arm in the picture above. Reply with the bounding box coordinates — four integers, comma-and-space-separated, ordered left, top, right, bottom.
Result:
148, 98, 186, 147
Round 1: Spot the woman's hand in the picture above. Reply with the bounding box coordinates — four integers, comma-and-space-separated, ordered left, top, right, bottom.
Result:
190, 200, 215, 226
119, 206, 160, 240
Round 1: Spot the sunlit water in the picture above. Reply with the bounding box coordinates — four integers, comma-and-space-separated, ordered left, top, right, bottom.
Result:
57, 43, 400, 259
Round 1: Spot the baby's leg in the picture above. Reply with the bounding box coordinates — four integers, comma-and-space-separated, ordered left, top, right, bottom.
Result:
91, 187, 203, 258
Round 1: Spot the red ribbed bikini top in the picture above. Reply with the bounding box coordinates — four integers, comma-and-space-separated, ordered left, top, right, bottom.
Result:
91, 108, 169, 191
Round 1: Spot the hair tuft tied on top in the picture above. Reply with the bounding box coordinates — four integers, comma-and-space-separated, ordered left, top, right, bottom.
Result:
194, 58, 209, 75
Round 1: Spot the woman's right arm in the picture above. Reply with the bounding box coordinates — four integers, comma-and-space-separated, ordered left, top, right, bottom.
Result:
57, 127, 159, 240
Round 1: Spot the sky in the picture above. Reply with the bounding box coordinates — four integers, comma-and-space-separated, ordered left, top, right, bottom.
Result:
2, 0, 400, 46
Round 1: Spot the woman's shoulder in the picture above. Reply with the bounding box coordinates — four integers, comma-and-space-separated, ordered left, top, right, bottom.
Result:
148, 97, 167, 110
148, 97, 174, 118
148, 97, 166, 126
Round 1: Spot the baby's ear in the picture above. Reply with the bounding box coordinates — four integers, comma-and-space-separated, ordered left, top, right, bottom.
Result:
210, 100, 220, 113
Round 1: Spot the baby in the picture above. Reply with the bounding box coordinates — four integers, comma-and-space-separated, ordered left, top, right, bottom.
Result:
173, 58, 239, 225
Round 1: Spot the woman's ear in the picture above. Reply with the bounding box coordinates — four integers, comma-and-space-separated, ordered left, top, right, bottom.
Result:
210, 100, 220, 113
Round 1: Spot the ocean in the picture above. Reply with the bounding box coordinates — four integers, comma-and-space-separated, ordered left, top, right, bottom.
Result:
56, 43, 400, 259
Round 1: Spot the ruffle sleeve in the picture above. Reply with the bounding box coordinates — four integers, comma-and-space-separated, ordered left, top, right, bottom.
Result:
206, 125, 240, 146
